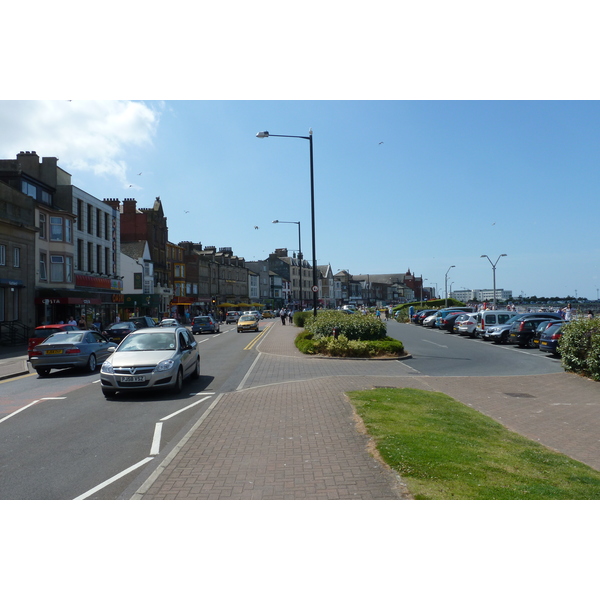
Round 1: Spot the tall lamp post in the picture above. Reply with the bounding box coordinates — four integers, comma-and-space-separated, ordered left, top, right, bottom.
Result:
444, 266, 455, 307
257, 129, 318, 318
481, 254, 507, 309
273, 220, 302, 309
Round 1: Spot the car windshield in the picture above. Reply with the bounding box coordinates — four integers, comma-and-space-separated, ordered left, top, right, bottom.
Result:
44, 332, 85, 344
239, 315, 255, 321
117, 332, 177, 352
107, 322, 131, 330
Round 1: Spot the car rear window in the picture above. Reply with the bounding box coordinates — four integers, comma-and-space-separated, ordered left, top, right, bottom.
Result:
44, 332, 85, 344
194, 317, 210, 323
35, 327, 63, 336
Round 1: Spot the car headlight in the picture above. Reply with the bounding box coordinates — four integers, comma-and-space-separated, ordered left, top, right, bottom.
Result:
156, 359, 176, 372
101, 361, 114, 374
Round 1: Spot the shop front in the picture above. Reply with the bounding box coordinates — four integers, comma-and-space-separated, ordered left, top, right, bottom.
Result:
122, 293, 162, 321
170, 296, 196, 324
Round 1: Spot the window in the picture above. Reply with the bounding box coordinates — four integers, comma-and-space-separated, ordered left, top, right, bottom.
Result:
96, 245, 102, 274
96, 208, 101, 238
41, 190, 51, 205
87, 204, 93, 234
77, 239, 84, 270
105, 247, 110, 276
104, 213, 109, 240
39, 213, 46, 239
40, 253, 47, 281
0, 245, 5, 266
87, 242, 93, 272
50, 255, 65, 282
13, 247, 20, 268
77, 199, 83, 231
50, 217, 63, 241
21, 180, 37, 199
66, 256, 73, 283
65, 219, 72, 243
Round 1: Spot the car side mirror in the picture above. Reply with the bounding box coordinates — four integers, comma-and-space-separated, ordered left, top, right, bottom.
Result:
107, 346, 116, 353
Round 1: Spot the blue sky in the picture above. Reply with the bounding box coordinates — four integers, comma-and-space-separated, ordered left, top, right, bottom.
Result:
2, 100, 599, 300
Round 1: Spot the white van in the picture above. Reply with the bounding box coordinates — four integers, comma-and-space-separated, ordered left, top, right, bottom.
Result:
475, 310, 515, 337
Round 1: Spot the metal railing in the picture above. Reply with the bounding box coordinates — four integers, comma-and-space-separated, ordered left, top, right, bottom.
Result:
0, 320, 31, 346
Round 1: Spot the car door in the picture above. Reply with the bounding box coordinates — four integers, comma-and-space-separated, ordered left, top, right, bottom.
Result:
89, 331, 113, 361
178, 330, 196, 377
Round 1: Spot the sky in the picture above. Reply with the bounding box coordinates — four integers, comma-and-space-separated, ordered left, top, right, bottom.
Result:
2, 99, 599, 300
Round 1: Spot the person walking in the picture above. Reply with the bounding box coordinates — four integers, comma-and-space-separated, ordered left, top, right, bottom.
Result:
288, 309, 293, 324
280, 309, 287, 325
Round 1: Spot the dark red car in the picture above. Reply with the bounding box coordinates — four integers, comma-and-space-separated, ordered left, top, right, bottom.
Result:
28, 324, 80, 358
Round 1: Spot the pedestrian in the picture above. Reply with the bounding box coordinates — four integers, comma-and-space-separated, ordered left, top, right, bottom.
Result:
375, 308, 381, 320
78, 316, 87, 329
68, 316, 77, 326
563, 303, 573, 321
280, 309, 287, 325
115, 314, 120, 323
288, 310, 293, 324
586, 310, 594, 319
93, 314, 102, 331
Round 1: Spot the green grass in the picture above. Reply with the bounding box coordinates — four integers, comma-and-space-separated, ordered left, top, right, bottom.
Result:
347, 387, 600, 499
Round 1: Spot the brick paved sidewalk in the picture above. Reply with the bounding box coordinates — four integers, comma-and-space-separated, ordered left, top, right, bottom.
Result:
131, 320, 600, 500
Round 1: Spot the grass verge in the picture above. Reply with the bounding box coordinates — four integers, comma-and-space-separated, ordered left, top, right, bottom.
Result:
347, 387, 600, 499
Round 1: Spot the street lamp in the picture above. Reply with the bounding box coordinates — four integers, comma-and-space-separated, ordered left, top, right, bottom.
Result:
481, 254, 507, 309
273, 220, 302, 309
257, 129, 318, 318
444, 266, 455, 307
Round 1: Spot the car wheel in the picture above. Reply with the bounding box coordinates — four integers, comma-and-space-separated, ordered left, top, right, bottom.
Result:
36, 368, 51, 377
87, 353, 97, 372
102, 388, 116, 398
173, 368, 184, 393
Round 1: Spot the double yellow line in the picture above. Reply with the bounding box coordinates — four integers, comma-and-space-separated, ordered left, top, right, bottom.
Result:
243, 323, 272, 350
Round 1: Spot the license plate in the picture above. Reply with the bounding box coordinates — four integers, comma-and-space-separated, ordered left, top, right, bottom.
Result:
120, 376, 146, 382
45, 349, 63, 354
541, 341, 548, 346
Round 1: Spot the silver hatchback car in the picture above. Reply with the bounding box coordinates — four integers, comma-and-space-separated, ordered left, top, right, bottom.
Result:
100, 326, 200, 398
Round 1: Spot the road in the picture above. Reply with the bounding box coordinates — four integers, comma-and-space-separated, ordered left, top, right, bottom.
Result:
0, 322, 273, 500
386, 320, 564, 377
0, 318, 564, 499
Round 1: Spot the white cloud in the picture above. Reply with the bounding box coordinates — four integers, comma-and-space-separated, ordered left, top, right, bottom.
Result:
0, 100, 161, 187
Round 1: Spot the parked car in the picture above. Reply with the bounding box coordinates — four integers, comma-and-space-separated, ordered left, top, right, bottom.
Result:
226, 311, 240, 323
413, 309, 437, 325
484, 314, 523, 344
475, 311, 517, 338
435, 309, 466, 329
102, 321, 138, 343
422, 312, 440, 328
262, 310, 274, 318
100, 326, 200, 397
452, 313, 471, 334
237, 314, 259, 332
27, 324, 79, 358
509, 315, 564, 348
456, 314, 480, 337
192, 315, 220, 334
439, 311, 467, 333
128, 315, 156, 329
538, 322, 565, 355
532, 320, 563, 348
158, 318, 179, 327
30, 330, 117, 377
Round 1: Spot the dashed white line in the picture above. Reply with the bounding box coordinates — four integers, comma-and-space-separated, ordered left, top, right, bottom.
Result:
0, 400, 40, 424
150, 422, 163, 455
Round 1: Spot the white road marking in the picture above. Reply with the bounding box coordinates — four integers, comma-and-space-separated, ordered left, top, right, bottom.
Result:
73, 457, 154, 500
40, 397, 67, 400
150, 422, 163, 455
422, 339, 448, 348
161, 396, 213, 421
0, 400, 40, 424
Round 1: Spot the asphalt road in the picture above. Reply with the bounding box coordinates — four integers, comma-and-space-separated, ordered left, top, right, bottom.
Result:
386, 320, 565, 377
0, 322, 267, 500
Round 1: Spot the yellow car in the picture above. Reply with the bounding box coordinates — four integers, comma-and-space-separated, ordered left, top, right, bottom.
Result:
262, 310, 274, 318
237, 314, 259, 332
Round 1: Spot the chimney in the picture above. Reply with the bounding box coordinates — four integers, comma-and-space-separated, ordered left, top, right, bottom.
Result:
103, 198, 121, 209
122, 198, 137, 213
16, 151, 41, 176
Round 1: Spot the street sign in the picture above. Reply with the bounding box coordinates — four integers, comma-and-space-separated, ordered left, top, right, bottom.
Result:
312, 285, 319, 293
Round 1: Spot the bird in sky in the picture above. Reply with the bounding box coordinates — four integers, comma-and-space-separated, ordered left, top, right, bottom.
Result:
379, 142, 384, 145
254, 226, 259, 229
184, 210, 190, 213
138, 172, 142, 176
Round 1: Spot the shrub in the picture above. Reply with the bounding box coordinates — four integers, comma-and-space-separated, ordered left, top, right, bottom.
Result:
295, 333, 404, 357
304, 310, 387, 341
560, 317, 600, 381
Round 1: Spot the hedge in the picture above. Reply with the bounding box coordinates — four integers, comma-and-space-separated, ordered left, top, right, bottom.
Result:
560, 317, 600, 381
